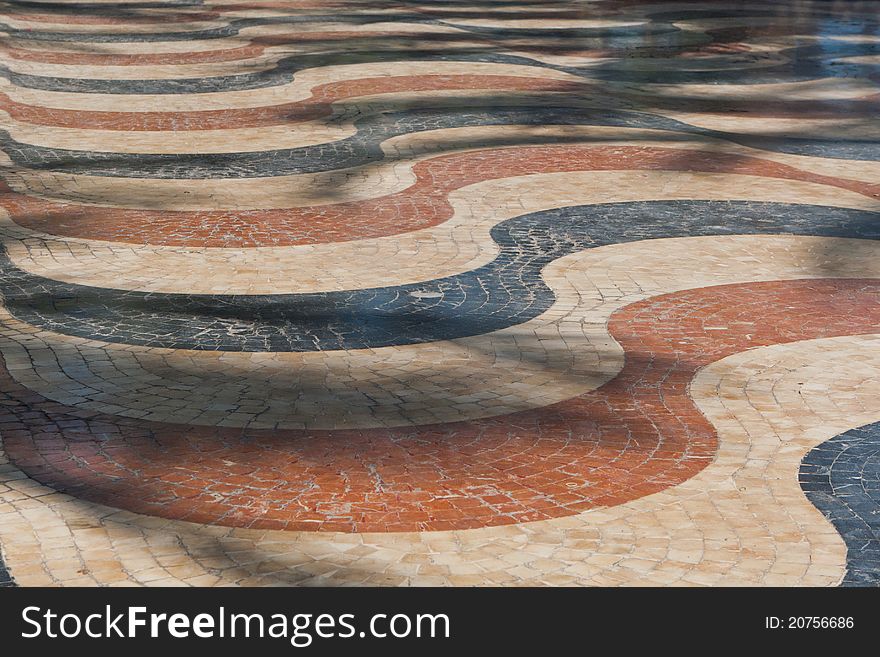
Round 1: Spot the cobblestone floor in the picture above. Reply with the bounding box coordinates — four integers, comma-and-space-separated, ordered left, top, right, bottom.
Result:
0, 0, 878, 587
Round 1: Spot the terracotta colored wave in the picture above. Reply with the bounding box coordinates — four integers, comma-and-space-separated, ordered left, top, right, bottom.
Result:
3, 145, 878, 247
0, 42, 269, 65
3, 279, 878, 532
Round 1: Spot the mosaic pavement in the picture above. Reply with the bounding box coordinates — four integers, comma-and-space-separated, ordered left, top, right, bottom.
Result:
0, 0, 878, 587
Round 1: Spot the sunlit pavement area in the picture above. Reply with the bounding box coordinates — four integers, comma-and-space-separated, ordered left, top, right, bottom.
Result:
0, 0, 878, 587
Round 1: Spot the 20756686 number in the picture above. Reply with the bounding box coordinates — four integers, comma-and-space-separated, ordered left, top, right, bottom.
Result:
765, 617, 854, 629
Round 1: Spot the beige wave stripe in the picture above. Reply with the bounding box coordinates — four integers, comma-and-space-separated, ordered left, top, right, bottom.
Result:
3, 233, 879, 434
3, 126, 879, 212
0, 114, 350, 152
5, 169, 879, 295
0, 35, 271, 55
0, 60, 581, 111
3, 53, 298, 80
1, 246, 877, 585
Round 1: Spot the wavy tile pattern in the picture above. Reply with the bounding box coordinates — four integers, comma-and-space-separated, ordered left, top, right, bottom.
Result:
0, 0, 879, 587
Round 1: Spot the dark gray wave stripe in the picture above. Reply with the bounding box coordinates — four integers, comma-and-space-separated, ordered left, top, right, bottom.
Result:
800, 422, 880, 587
1, 201, 878, 353
5, 104, 877, 181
